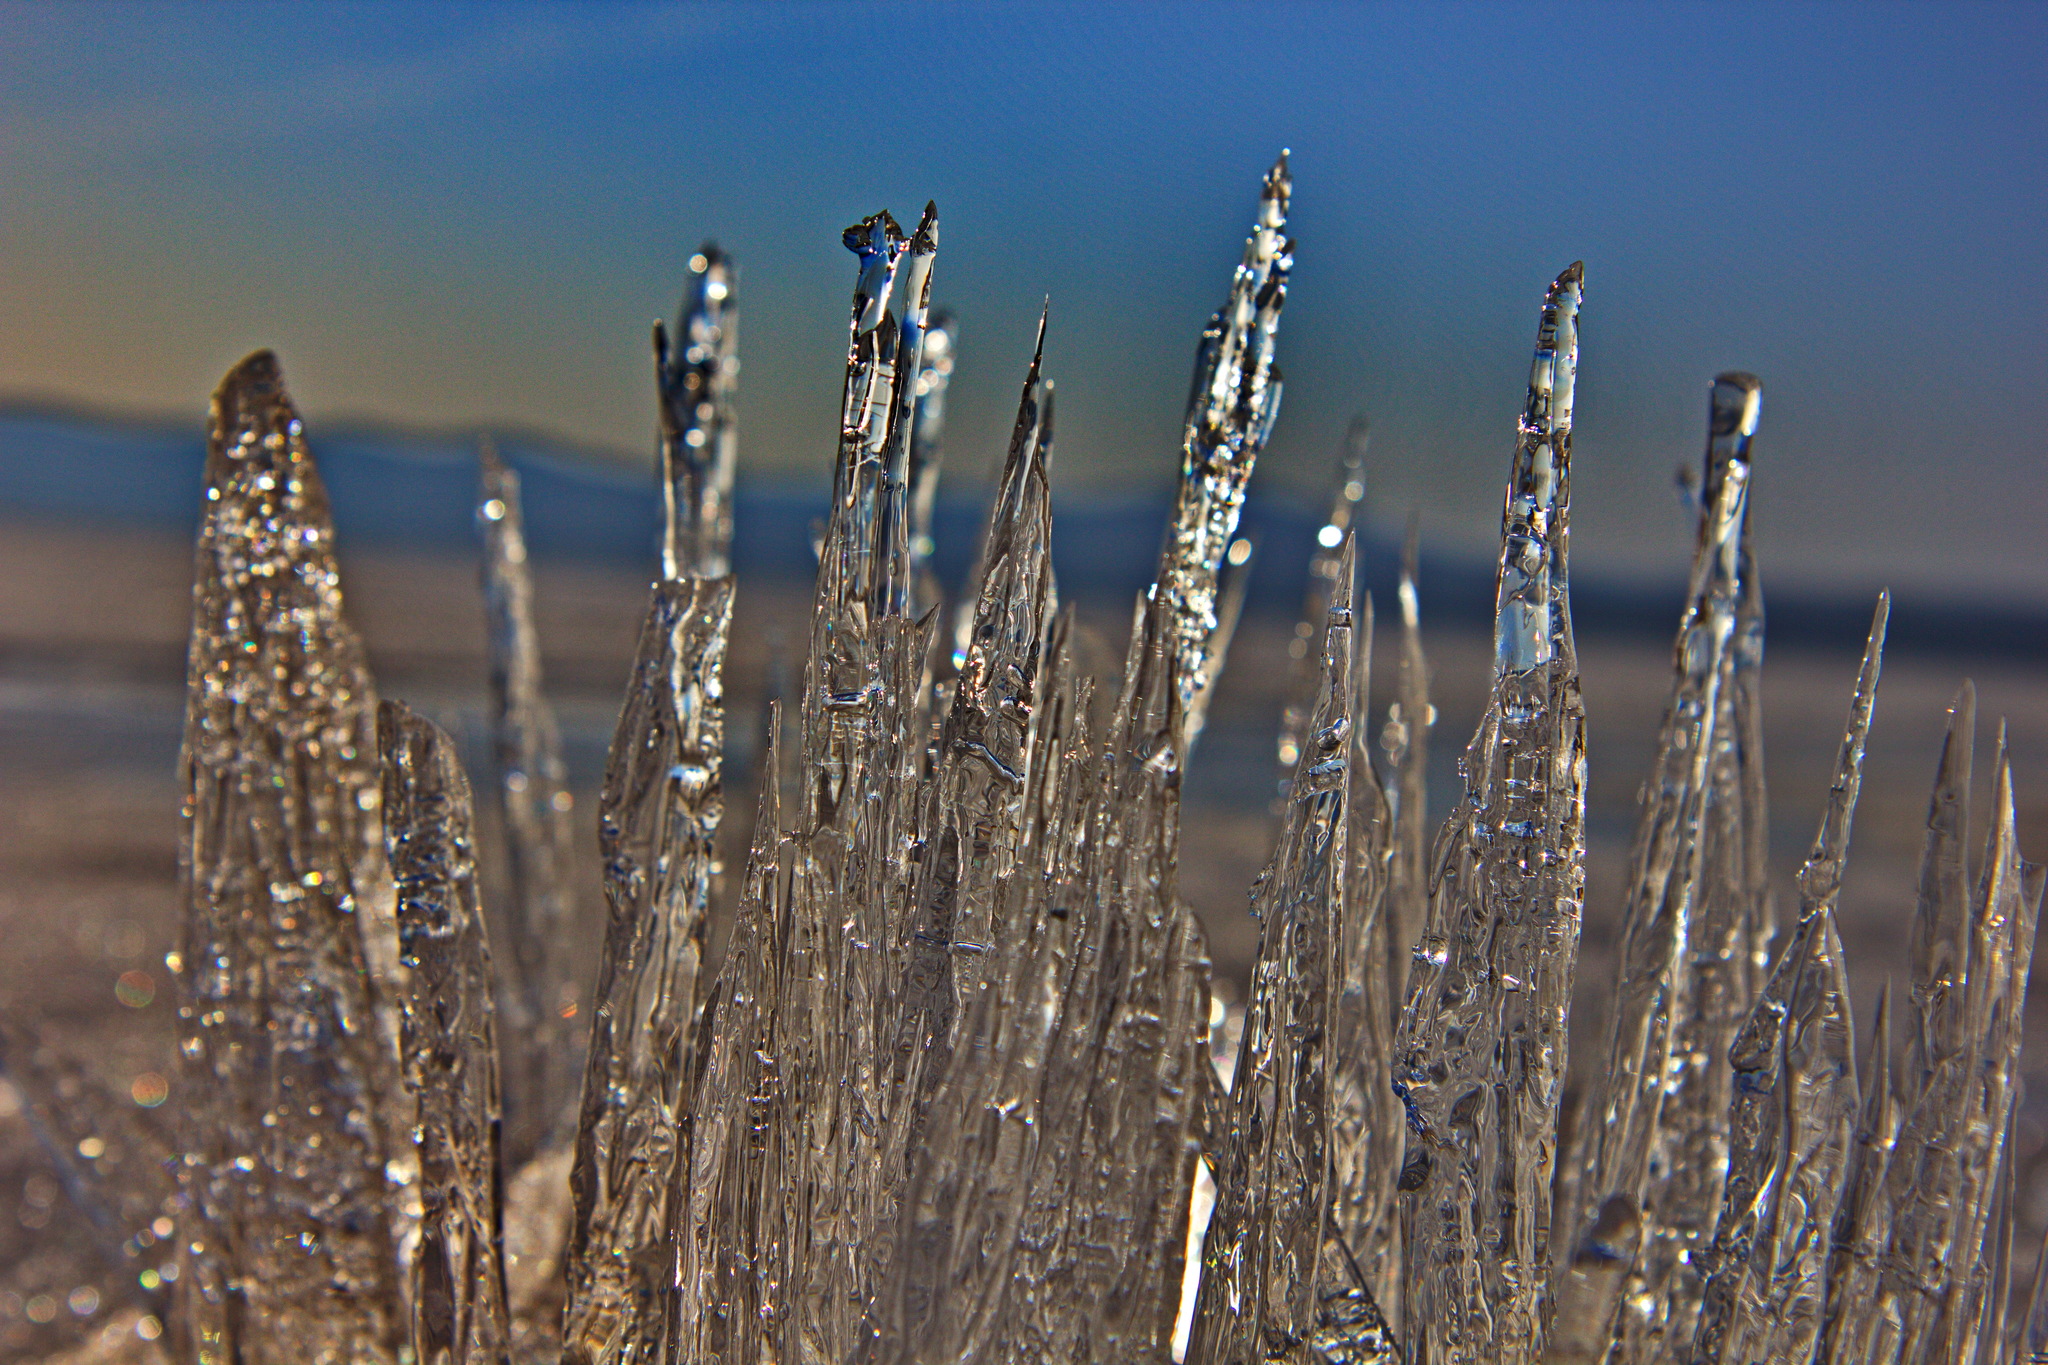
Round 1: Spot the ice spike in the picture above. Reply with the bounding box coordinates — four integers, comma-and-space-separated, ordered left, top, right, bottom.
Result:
1394, 264, 1588, 1365
173, 351, 409, 1365
380, 701, 512, 1365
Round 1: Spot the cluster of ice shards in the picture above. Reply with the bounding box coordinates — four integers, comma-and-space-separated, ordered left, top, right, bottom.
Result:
10, 154, 2047, 1365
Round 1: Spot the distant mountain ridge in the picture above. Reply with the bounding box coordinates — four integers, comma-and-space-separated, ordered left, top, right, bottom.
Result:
1, 403, 2038, 663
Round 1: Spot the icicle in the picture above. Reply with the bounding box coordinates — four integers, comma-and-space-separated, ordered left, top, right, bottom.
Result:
172, 350, 409, 1365
892, 319, 1055, 1085
1279, 417, 1369, 780
1640, 420, 1776, 1359
671, 705, 787, 1365
1332, 590, 1405, 1324
1380, 516, 1431, 1013
769, 200, 945, 1365
1816, 981, 1901, 1365
908, 308, 956, 619
1552, 371, 1761, 1364
868, 325, 1057, 1354
799, 206, 913, 833
478, 440, 583, 1167
379, 701, 512, 1365
878, 204, 942, 625
1190, 536, 1356, 1363
1941, 742, 2044, 1363
1393, 263, 1587, 1365
656, 243, 739, 579
1686, 909, 1857, 1365
1907, 680, 1977, 1091
1688, 599, 1883, 1364
562, 576, 732, 1365
1158, 151, 1292, 753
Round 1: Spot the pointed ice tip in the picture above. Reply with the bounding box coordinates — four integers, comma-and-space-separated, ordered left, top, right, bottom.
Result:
1946, 679, 1979, 756
1852, 593, 1888, 703
1796, 591, 1889, 909
842, 209, 906, 256
911, 200, 939, 254
211, 350, 297, 442
1710, 371, 1764, 442
215, 349, 286, 406
223, 347, 282, 386
1033, 299, 1050, 359
1261, 150, 1292, 220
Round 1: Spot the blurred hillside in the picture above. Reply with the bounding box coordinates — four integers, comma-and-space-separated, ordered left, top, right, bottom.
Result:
4, 403, 2041, 665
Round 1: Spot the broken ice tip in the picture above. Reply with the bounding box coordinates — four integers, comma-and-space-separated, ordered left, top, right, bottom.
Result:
1711, 371, 1764, 440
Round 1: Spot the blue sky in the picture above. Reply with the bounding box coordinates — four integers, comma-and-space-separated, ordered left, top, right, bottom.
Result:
2, 1, 2044, 601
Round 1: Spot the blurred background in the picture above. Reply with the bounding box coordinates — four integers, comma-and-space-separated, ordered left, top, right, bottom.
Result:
1, 2, 2044, 1356
4, 0, 2046, 601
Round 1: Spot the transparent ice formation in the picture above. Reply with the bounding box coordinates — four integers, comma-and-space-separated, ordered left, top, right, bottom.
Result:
1550, 373, 1768, 1364
382, 701, 513, 1365
480, 441, 585, 1170
13, 159, 2044, 1365
173, 352, 412, 1365
1391, 264, 1588, 1365
656, 244, 739, 581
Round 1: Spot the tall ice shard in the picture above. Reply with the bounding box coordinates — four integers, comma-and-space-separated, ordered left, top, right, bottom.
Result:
42, 157, 2048, 1365
1161, 152, 1291, 751
172, 351, 409, 1365
479, 442, 584, 1167
1381, 518, 1432, 1019
1393, 265, 1587, 1365
562, 577, 733, 1365
897, 323, 1054, 1046
1550, 372, 1763, 1364
1839, 707, 2044, 1363
1189, 537, 1357, 1363
656, 244, 739, 579
1686, 598, 1883, 1365
380, 701, 513, 1365
670, 706, 788, 1365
